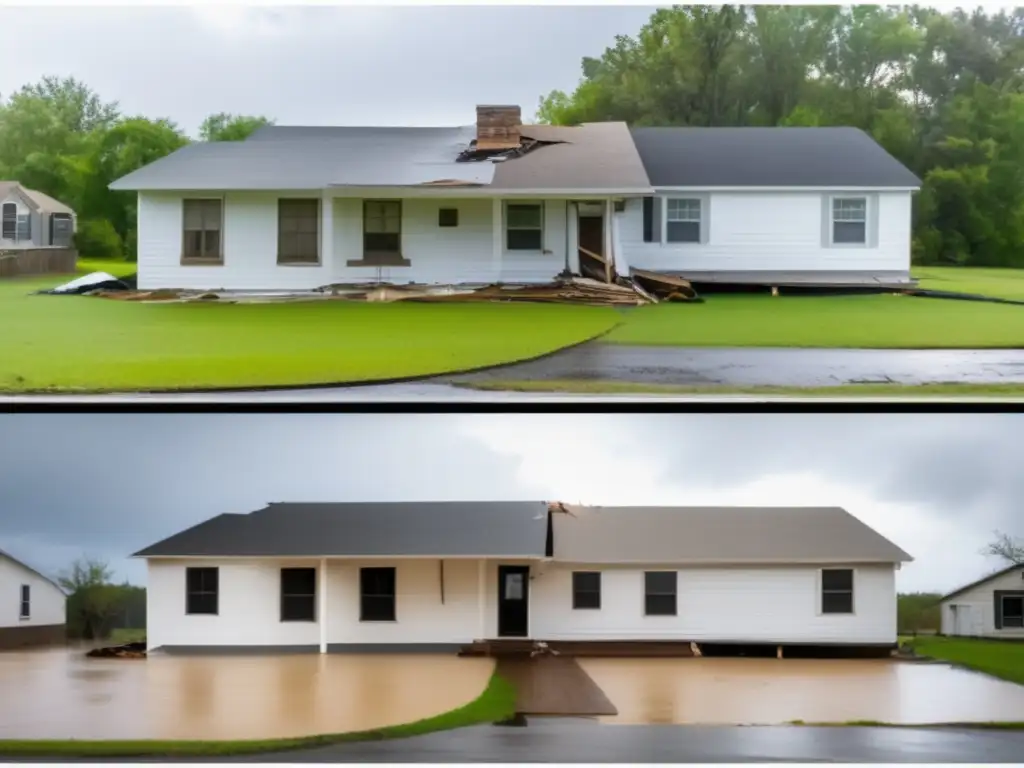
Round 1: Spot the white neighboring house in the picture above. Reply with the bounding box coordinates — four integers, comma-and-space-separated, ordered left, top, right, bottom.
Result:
134, 502, 912, 654
0, 181, 76, 249
109, 106, 920, 292
0, 546, 67, 649
939, 563, 1024, 639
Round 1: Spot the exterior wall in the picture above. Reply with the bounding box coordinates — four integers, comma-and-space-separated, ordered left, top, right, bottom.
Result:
136, 192, 569, 290
940, 566, 1024, 639
530, 563, 898, 644
0, 554, 66, 634
0, 191, 41, 248
617, 191, 912, 274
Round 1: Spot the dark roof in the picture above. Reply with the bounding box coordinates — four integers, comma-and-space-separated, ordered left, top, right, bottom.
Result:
133, 502, 550, 558
630, 127, 921, 188
940, 562, 1024, 602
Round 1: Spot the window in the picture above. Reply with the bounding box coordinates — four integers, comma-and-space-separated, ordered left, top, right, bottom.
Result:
505, 203, 543, 250
16, 213, 31, 241
2, 203, 16, 240
363, 201, 402, 257
51, 213, 73, 247
278, 199, 320, 264
572, 571, 601, 610
831, 197, 867, 244
438, 208, 458, 228
182, 199, 223, 262
666, 198, 701, 243
821, 568, 854, 614
280, 567, 317, 622
1002, 595, 1024, 629
644, 571, 677, 616
19, 585, 30, 619
360, 567, 396, 622
185, 567, 219, 615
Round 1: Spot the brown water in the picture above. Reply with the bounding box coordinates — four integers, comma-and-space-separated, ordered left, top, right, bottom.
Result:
0, 647, 493, 740
580, 658, 1024, 725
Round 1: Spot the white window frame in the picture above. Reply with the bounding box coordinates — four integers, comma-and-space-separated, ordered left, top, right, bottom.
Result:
15, 213, 31, 242
504, 201, 544, 252
829, 195, 869, 247
817, 567, 856, 616
664, 197, 703, 244
181, 196, 226, 264
1002, 594, 1024, 629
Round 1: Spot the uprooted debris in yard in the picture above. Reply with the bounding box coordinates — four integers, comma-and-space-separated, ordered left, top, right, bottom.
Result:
86, 642, 147, 659
630, 269, 700, 302
36, 271, 134, 296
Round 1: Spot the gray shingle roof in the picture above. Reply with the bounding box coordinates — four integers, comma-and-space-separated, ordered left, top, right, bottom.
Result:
132, 502, 550, 558
630, 127, 922, 188
939, 562, 1024, 602
551, 505, 912, 564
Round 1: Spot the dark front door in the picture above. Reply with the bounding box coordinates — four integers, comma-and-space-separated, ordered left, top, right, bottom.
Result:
578, 215, 604, 257
497, 565, 530, 638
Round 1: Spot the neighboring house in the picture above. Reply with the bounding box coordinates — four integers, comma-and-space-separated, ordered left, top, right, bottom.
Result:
0, 182, 76, 249
0, 546, 67, 649
134, 502, 912, 653
939, 562, 1024, 639
109, 106, 920, 292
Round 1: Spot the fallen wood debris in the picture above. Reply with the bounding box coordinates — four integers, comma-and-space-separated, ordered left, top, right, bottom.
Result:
86, 642, 147, 659
630, 269, 700, 302
404, 277, 654, 307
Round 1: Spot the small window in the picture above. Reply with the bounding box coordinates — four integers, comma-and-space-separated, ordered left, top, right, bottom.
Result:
51, 213, 73, 247
363, 200, 402, 256
666, 198, 701, 243
280, 567, 317, 622
644, 571, 677, 616
19, 584, 30, 619
360, 567, 396, 622
1003, 595, 1024, 629
2, 203, 16, 240
16, 213, 31, 241
505, 203, 543, 251
278, 199, 320, 264
831, 197, 867, 244
182, 199, 223, 262
185, 567, 219, 615
572, 571, 601, 610
438, 208, 458, 228
821, 568, 854, 614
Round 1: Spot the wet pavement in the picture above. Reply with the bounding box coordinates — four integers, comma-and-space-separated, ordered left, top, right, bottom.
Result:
0, 647, 493, 740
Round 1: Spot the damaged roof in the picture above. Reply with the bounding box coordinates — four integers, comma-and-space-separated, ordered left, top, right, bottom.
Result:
132, 501, 551, 558
109, 122, 651, 193
630, 127, 922, 188
550, 505, 912, 565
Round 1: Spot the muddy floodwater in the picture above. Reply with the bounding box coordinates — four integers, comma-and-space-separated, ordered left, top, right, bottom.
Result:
580, 658, 1024, 725
0, 648, 493, 741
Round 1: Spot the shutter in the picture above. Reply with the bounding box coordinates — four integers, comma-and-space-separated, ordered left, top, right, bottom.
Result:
642, 197, 653, 242
994, 592, 1003, 629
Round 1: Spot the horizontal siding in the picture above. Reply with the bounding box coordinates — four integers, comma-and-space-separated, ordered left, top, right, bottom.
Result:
617, 191, 911, 273
0, 556, 65, 628
941, 566, 1024, 639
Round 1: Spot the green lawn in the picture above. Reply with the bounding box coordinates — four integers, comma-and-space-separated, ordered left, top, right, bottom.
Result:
913, 266, 1024, 301
108, 628, 146, 644
0, 273, 617, 393
904, 636, 1024, 686
0, 671, 516, 757
607, 294, 1024, 348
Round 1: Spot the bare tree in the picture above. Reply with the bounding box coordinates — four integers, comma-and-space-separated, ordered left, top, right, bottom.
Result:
982, 530, 1024, 565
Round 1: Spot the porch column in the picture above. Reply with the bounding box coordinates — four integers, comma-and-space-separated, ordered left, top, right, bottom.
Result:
478, 558, 486, 640
604, 198, 614, 282
321, 192, 334, 275
491, 199, 502, 280
319, 557, 328, 654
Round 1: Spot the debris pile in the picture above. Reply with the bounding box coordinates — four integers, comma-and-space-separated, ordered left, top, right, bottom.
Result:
630, 269, 700, 302
406, 277, 654, 307
86, 642, 147, 659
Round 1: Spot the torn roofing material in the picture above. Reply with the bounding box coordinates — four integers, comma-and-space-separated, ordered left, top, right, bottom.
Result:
550, 505, 913, 565
630, 127, 922, 188
132, 501, 551, 558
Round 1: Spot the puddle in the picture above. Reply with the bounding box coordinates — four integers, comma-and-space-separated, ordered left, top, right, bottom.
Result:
0, 647, 493, 740
579, 658, 1024, 725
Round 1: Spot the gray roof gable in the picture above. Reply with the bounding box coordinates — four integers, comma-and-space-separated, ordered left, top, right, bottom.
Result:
133, 501, 551, 558
630, 126, 922, 188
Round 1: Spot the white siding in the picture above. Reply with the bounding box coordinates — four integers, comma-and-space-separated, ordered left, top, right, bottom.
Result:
0, 555, 65, 628
136, 193, 568, 290
617, 191, 912, 274
940, 566, 1024, 639
530, 563, 897, 644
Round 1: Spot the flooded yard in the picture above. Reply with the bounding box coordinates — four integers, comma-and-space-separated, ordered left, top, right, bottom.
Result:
0, 647, 493, 741
580, 658, 1024, 725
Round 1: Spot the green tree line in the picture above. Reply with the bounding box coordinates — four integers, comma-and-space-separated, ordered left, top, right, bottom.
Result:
538, 4, 1024, 268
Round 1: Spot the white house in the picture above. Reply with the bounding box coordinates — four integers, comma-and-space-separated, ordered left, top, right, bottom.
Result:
109, 106, 921, 293
134, 502, 912, 654
0, 546, 67, 649
939, 563, 1024, 638
0, 181, 76, 249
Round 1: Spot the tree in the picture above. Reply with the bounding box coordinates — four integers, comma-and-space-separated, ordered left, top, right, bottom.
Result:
58, 557, 125, 640
983, 531, 1024, 565
199, 112, 274, 142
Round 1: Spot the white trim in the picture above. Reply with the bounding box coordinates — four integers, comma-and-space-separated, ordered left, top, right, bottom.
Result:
115, 186, 657, 198
491, 198, 502, 271
135, 554, 549, 560
655, 186, 920, 193
318, 558, 327, 653
827, 194, 869, 248
817, 566, 857, 617
503, 199, 545, 254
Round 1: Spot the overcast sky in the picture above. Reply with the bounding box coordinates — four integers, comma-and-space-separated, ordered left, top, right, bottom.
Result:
0, 5, 658, 135
0, 412, 1019, 593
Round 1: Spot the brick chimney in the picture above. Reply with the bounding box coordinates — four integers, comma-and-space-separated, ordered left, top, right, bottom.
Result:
475, 105, 522, 150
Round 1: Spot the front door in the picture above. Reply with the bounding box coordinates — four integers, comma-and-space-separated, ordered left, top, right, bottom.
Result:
497, 565, 530, 638
578, 215, 604, 258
